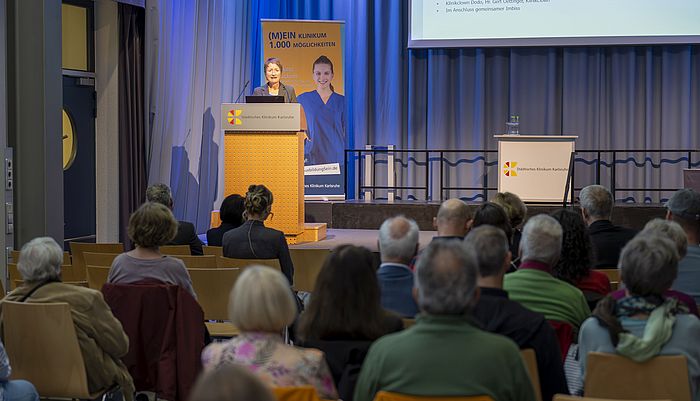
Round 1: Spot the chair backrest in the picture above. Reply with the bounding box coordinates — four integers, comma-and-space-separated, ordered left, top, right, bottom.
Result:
2, 301, 92, 398
187, 268, 242, 320
83, 252, 120, 267
594, 269, 619, 290
584, 352, 691, 401
202, 245, 223, 257
11, 250, 71, 265
216, 256, 282, 270
520, 349, 542, 401
401, 318, 416, 329
13, 280, 87, 289
171, 255, 218, 268
159, 245, 192, 255
8, 263, 77, 289
70, 242, 124, 276
554, 395, 671, 401
272, 386, 321, 401
289, 248, 331, 292
373, 391, 494, 401
86, 265, 112, 290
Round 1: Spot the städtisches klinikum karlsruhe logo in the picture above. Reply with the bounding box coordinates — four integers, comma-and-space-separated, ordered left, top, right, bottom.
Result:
228, 109, 242, 125
503, 161, 518, 177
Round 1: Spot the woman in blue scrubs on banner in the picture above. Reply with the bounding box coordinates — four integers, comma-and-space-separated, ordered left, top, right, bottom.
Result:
297, 56, 346, 165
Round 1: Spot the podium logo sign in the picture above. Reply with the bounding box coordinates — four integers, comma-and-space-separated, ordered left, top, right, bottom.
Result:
227, 109, 243, 125
503, 161, 518, 177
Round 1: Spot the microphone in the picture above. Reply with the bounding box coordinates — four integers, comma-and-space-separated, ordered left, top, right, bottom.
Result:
234, 80, 250, 103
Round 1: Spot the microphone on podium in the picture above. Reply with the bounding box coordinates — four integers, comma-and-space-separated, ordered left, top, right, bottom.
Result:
234, 80, 250, 103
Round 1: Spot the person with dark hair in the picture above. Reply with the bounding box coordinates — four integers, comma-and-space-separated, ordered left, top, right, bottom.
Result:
252, 57, 297, 103
472, 202, 514, 242
206, 194, 244, 246
189, 364, 275, 401
492, 192, 527, 265
297, 55, 346, 165
296, 245, 402, 400
221, 184, 294, 284
550, 209, 611, 306
467, 226, 568, 401
578, 235, 700, 400
146, 183, 204, 255
354, 240, 536, 401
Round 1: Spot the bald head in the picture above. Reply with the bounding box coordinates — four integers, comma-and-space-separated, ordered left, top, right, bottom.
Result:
434, 199, 473, 237
379, 216, 420, 264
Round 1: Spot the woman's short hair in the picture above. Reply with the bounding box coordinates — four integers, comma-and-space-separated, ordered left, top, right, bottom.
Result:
128, 202, 178, 248
18, 237, 63, 283
619, 235, 679, 296
491, 192, 527, 228
244, 184, 273, 218
189, 364, 275, 401
264, 57, 283, 73
641, 218, 688, 259
219, 194, 245, 226
472, 202, 513, 241
229, 265, 297, 332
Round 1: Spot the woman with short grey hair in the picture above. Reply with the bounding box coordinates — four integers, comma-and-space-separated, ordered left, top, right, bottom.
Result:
578, 235, 700, 400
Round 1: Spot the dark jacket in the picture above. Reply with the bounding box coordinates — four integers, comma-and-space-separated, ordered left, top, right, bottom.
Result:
170, 221, 204, 255
252, 82, 297, 103
221, 220, 294, 284
206, 222, 241, 247
587, 220, 637, 268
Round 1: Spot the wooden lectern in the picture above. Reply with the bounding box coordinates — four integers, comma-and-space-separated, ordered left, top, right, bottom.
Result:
220, 103, 325, 243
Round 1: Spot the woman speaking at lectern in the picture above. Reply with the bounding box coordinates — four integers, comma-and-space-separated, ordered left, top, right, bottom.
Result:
252, 57, 297, 103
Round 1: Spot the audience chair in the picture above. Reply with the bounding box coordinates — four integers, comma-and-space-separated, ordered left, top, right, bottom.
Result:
84, 252, 120, 268
289, 248, 331, 292
583, 352, 690, 401
594, 269, 619, 291
272, 386, 322, 401
202, 245, 223, 257
554, 396, 670, 401
171, 255, 218, 268
373, 391, 494, 401
13, 280, 87, 288
70, 242, 124, 281
187, 267, 242, 337
216, 256, 282, 271
8, 263, 78, 289
520, 349, 542, 401
11, 250, 71, 265
401, 318, 416, 329
159, 245, 192, 255
2, 301, 114, 399
86, 265, 111, 290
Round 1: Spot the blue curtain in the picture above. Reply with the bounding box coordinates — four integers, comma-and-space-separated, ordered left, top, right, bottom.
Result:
145, 0, 700, 232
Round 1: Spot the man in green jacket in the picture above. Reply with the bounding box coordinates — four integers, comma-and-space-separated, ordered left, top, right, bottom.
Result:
354, 239, 536, 401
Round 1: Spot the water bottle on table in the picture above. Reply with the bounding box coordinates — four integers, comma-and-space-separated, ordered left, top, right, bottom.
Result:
506, 114, 520, 135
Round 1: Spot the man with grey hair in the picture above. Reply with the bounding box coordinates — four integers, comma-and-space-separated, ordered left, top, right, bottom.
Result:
431, 198, 473, 241
579, 184, 637, 267
665, 188, 700, 304
467, 226, 567, 401
504, 214, 590, 330
377, 216, 420, 317
354, 240, 536, 401
146, 183, 203, 255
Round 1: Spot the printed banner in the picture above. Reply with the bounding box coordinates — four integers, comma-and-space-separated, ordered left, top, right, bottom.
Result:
261, 19, 346, 199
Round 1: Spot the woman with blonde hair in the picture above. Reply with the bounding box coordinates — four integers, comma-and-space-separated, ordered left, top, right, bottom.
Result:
222, 184, 294, 284
201, 266, 337, 399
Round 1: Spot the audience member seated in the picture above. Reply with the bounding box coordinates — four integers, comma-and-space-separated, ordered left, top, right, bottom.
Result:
609, 219, 699, 316
578, 235, 700, 400
467, 225, 568, 401
377, 216, 420, 317
666, 188, 700, 304
579, 185, 637, 268
472, 202, 516, 271
201, 266, 338, 399
0, 339, 39, 401
222, 184, 294, 284
431, 198, 473, 241
504, 214, 590, 331
2, 237, 135, 400
551, 209, 611, 307
354, 240, 536, 401
108, 202, 196, 299
189, 364, 275, 401
296, 245, 403, 400
206, 194, 244, 247
492, 191, 528, 265
146, 183, 204, 255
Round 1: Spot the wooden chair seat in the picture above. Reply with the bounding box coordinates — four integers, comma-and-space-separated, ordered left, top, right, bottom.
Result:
273, 386, 323, 401
520, 349, 542, 401
171, 255, 218, 268
86, 265, 112, 291
202, 245, 223, 257
216, 256, 281, 270
187, 267, 242, 337
373, 391, 494, 401
159, 245, 192, 255
83, 252, 120, 267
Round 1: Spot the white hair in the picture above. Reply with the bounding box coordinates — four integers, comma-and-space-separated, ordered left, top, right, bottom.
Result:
579, 185, 613, 219
520, 214, 563, 267
379, 216, 419, 264
18, 237, 63, 283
